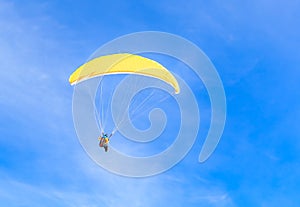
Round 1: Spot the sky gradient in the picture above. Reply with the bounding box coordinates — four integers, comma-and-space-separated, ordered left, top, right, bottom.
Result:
1, 0, 300, 206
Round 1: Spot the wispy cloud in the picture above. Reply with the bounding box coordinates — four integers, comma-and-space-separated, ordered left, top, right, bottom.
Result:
0, 170, 110, 207
0, 1, 74, 133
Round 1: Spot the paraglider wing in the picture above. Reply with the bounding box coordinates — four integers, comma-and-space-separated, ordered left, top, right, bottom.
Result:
69, 53, 180, 94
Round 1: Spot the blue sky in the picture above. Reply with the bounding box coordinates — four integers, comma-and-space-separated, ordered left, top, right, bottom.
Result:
1, 0, 300, 206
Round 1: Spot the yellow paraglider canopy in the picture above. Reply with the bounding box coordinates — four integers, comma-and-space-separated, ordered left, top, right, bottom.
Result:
69, 53, 180, 94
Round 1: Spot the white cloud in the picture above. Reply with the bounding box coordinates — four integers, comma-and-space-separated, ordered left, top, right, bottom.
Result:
189, 193, 235, 207
0, 170, 109, 207
0, 0, 73, 133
